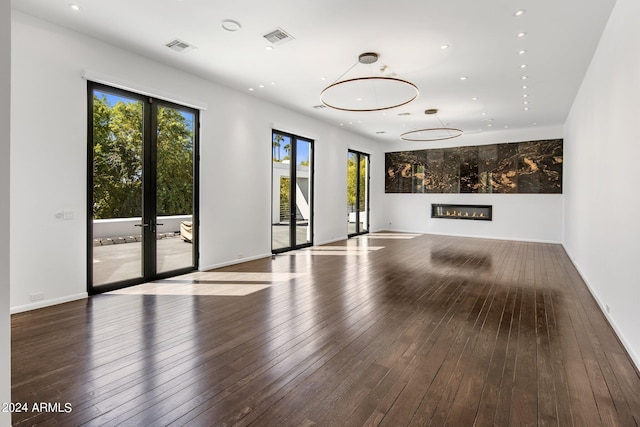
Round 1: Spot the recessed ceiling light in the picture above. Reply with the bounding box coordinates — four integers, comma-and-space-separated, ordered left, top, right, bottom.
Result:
523, 94, 528, 98
259, 85, 264, 88
320, 77, 326, 81
471, 97, 478, 101
519, 50, 527, 55
221, 19, 242, 32
533, 122, 538, 125
441, 44, 450, 49
460, 76, 468, 81
523, 101, 529, 105
248, 87, 254, 91
69, 4, 80, 11
487, 124, 493, 127
356, 98, 363, 101
482, 112, 487, 116
340, 123, 344, 126
520, 64, 528, 69
524, 107, 529, 111
270, 81, 276, 85
514, 9, 526, 16
517, 32, 527, 38
522, 85, 528, 89
521, 76, 528, 80
265, 46, 274, 51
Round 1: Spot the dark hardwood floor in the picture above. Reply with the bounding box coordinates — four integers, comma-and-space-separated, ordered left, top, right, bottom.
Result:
11, 234, 640, 426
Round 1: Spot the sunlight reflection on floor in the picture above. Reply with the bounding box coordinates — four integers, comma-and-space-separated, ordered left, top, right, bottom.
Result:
108, 271, 304, 296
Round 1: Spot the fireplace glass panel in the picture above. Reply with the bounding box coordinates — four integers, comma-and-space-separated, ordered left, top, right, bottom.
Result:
431, 204, 492, 221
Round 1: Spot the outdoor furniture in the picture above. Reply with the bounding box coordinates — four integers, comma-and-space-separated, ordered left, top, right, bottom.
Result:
180, 221, 192, 242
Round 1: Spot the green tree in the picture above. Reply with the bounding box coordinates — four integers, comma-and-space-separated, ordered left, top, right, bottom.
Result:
347, 155, 367, 211
279, 177, 290, 222
156, 106, 193, 216
282, 143, 291, 161
92, 95, 143, 219
92, 95, 194, 219
347, 155, 356, 208
272, 134, 283, 162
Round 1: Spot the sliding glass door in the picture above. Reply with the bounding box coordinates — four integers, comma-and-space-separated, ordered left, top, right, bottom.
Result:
272, 130, 313, 253
347, 150, 369, 236
88, 82, 198, 293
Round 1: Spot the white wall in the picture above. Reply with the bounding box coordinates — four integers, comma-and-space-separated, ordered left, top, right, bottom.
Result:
564, 0, 640, 368
10, 11, 383, 310
1, 0, 12, 423
381, 126, 565, 243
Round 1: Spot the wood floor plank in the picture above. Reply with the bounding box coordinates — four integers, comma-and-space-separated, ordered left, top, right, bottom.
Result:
10, 234, 640, 426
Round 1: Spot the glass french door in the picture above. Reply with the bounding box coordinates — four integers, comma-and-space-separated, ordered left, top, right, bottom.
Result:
347, 150, 369, 236
272, 130, 313, 253
88, 82, 199, 293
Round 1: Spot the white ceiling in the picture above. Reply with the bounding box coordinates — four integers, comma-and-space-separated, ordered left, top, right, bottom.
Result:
11, 0, 616, 142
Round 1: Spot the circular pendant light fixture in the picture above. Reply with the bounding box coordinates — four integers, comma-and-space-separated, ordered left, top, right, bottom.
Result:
400, 127, 464, 141
400, 108, 464, 141
320, 52, 419, 112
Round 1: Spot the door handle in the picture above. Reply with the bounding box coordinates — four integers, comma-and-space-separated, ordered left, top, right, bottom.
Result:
150, 220, 165, 233
134, 223, 149, 227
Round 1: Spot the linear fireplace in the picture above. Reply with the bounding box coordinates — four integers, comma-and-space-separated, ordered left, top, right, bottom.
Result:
431, 204, 492, 221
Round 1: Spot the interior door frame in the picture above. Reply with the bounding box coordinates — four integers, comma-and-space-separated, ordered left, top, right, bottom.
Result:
87, 81, 200, 294
271, 129, 314, 254
348, 149, 370, 237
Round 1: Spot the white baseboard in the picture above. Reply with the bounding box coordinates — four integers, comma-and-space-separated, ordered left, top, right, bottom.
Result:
384, 228, 561, 245
11, 292, 88, 314
561, 244, 640, 373
199, 252, 272, 271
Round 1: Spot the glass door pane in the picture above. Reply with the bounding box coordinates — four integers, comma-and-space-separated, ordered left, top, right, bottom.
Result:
347, 150, 369, 237
272, 133, 291, 251
91, 90, 144, 286
295, 139, 312, 247
156, 105, 196, 274
347, 152, 358, 235
359, 155, 369, 232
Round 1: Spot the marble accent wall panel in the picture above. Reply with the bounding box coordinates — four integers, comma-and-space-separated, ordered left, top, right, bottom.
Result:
385, 139, 563, 194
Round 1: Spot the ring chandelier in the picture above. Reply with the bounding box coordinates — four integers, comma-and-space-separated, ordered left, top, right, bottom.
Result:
400, 108, 464, 141
320, 52, 419, 112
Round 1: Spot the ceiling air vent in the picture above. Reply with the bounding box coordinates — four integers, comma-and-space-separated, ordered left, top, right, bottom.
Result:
263, 28, 295, 45
165, 38, 196, 53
